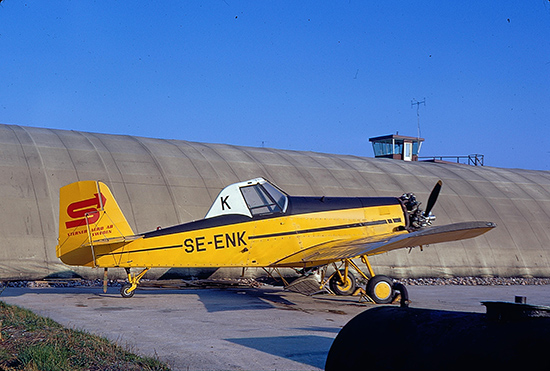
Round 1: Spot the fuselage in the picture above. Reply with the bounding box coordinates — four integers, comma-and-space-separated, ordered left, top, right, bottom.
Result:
91, 196, 408, 269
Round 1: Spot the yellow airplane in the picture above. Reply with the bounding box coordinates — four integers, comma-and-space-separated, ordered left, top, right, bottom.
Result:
56, 178, 495, 302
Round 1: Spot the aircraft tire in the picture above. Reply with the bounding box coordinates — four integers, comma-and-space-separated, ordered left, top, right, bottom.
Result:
120, 284, 135, 298
366, 275, 394, 304
329, 270, 356, 296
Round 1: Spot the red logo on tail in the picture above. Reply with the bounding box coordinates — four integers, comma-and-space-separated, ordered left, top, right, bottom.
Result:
65, 193, 107, 229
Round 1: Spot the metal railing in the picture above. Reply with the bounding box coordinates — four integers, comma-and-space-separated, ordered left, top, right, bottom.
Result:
418, 154, 484, 166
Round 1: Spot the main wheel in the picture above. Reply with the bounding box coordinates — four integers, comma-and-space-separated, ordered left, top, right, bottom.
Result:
329, 270, 356, 296
366, 275, 394, 304
120, 284, 135, 298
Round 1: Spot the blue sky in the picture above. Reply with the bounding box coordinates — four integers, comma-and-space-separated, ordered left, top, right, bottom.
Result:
1, 1, 549, 170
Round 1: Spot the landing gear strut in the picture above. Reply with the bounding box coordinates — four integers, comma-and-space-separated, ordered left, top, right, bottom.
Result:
120, 267, 150, 298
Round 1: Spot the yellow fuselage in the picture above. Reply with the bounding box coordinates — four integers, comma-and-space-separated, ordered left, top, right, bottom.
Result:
89, 199, 407, 269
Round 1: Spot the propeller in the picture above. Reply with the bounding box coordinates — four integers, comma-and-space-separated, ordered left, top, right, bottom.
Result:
423, 180, 442, 217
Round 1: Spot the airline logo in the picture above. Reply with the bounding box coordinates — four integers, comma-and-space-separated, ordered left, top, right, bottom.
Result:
65, 193, 107, 229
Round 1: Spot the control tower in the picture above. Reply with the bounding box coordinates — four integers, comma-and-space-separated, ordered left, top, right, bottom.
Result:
369, 134, 424, 162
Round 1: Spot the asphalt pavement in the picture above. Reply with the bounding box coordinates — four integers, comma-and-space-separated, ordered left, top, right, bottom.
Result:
1, 284, 549, 370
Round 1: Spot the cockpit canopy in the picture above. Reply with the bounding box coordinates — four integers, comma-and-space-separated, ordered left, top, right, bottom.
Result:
205, 178, 288, 219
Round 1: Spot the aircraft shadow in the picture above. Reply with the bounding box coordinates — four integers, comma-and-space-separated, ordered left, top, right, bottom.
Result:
195, 287, 299, 313
0, 286, 302, 315
225, 334, 334, 369
0, 286, 99, 298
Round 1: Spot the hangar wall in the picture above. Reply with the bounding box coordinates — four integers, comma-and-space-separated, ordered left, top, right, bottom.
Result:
1, 123, 549, 280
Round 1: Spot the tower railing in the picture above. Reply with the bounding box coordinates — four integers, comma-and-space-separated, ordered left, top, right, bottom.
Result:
418, 154, 484, 166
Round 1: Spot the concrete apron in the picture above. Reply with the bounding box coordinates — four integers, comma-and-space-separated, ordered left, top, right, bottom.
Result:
1, 284, 549, 370
0, 286, 368, 370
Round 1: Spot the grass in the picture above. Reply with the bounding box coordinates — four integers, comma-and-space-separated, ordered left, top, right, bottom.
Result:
0, 301, 170, 370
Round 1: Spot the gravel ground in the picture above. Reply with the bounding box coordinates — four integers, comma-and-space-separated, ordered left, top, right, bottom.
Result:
0, 279, 122, 288
2, 276, 550, 289
396, 276, 550, 286
0, 277, 263, 289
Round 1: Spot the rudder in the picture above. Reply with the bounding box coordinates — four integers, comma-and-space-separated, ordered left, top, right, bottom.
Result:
57, 181, 135, 266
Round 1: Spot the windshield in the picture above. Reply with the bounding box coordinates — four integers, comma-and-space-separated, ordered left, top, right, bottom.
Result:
240, 182, 287, 216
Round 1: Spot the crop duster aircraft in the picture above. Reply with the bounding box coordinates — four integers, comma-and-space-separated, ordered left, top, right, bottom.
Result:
57, 178, 495, 302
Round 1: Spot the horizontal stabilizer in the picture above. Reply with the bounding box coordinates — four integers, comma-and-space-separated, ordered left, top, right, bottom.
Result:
82, 234, 142, 247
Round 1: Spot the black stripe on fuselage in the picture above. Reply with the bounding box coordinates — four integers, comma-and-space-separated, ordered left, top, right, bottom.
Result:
142, 196, 402, 239
249, 219, 399, 240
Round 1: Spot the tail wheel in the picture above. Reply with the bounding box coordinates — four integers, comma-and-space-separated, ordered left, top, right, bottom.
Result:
120, 284, 135, 298
329, 270, 357, 296
366, 275, 394, 304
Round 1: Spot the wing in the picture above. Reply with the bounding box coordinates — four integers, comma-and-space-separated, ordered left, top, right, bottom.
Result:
271, 221, 496, 267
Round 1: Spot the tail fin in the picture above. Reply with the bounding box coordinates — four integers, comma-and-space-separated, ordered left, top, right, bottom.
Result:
57, 181, 134, 266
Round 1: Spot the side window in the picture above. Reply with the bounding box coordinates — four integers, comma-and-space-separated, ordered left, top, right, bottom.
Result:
241, 184, 285, 216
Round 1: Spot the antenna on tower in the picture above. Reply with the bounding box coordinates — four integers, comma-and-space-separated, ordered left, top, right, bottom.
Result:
411, 98, 426, 139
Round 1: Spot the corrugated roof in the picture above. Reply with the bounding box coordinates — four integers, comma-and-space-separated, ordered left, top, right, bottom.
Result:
1, 123, 549, 279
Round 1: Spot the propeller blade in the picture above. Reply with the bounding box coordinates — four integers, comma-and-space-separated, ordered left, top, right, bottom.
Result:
424, 180, 442, 217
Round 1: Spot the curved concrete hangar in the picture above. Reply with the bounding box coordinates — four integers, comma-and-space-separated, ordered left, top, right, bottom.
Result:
1, 123, 549, 280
